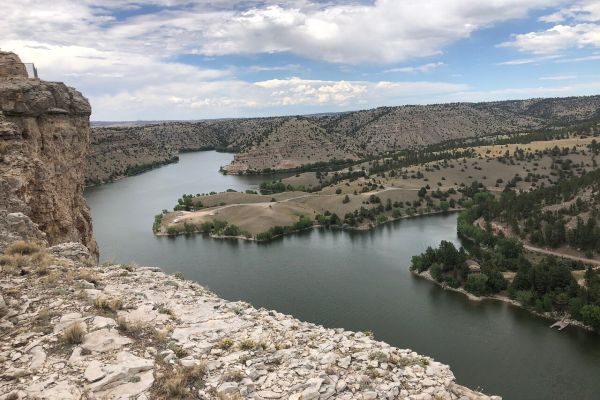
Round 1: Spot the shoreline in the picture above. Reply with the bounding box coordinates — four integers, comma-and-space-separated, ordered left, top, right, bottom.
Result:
156, 208, 462, 242
412, 270, 595, 333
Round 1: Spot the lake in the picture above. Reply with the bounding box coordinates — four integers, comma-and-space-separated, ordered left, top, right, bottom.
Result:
85, 151, 600, 400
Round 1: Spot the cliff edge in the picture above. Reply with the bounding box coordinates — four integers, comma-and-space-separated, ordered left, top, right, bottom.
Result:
0, 52, 97, 256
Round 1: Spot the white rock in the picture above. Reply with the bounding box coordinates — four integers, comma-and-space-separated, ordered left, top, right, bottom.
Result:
89, 351, 153, 392
53, 313, 84, 333
38, 381, 81, 400
338, 356, 351, 369
301, 388, 320, 400
84, 360, 106, 382
218, 382, 239, 396
89, 316, 117, 331
320, 352, 337, 365
82, 328, 132, 353
256, 390, 283, 399
29, 346, 46, 371
95, 370, 154, 399
362, 391, 378, 399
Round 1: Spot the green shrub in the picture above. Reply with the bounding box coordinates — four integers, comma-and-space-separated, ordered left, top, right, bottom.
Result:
465, 273, 489, 296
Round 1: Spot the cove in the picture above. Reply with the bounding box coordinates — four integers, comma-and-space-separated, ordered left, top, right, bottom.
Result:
85, 151, 600, 400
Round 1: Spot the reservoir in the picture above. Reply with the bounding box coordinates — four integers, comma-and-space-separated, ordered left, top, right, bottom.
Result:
85, 151, 600, 400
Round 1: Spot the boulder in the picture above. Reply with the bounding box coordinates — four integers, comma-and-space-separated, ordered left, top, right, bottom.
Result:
82, 328, 132, 353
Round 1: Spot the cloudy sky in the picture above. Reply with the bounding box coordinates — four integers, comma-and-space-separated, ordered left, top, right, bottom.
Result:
2, 0, 600, 121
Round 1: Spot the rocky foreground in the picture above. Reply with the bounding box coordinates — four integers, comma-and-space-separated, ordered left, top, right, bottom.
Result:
0, 241, 498, 400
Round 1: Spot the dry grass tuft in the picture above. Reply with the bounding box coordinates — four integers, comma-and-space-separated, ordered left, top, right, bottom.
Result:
217, 337, 234, 350
5, 240, 43, 256
0, 254, 29, 269
61, 322, 86, 344
154, 362, 208, 398
167, 342, 189, 358
217, 394, 243, 400
77, 268, 100, 285
79, 256, 96, 268
0, 141, 10, 156
117, 317, 149, 336
222, 369, 244, 382
238, 339, 257, 351
94, 296, 123, 312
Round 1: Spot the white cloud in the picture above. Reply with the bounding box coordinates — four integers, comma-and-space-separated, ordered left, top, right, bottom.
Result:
246, 64, 302, 73
190, 0, 562, 64
1, 0, 562, 64
539, 75, 577, 80
1, 0, 586, 120
384, 62, 446, 74
500, 23, 600, 54
556, 54, 600, 62
436, 81, 600, 103
540, 0, 600, 23
497, 55, 561, 65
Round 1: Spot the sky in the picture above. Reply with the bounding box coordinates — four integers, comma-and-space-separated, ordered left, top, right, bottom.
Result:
2, 0, 600, 121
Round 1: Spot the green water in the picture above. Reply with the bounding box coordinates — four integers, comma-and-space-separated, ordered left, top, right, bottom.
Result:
85, 151, 600, 400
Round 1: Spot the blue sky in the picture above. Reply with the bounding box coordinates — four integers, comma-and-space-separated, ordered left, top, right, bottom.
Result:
2, 1, 600, 120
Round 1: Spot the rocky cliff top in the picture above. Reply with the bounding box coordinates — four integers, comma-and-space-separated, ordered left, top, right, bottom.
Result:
0, 241, 498, 400
0, 52, 96, 256
0, 52, 28, 79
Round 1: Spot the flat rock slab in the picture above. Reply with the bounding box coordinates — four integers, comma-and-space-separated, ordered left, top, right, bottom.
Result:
53, 312, 84, 334
82, 328, 132, 353
35, 381, 81, 400
89, 316, 117, 331
95, 370, 154, 399
89, 351, 153, 393
84, 360, 106, 382
172, 318, 249, 343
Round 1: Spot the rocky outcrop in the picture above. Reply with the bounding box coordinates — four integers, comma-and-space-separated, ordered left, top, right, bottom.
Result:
0, 243, 499, 399
0, 52, 97, 256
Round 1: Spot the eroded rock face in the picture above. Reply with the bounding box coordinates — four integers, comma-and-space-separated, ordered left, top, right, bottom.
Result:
0, 52, 27, 79
0, 52, 97, 257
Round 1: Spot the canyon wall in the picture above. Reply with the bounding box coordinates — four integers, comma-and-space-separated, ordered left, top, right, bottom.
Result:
0, 52, 97, 256
87, 95, 600, 180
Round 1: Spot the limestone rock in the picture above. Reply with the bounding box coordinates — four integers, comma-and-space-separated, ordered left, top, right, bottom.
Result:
53, 312, 85, 333
0, 51, 96, 256
84, 360, 106, 382
82, 328, 132, 353
88, 351, 153, 393
29, 346, 46, 371
48, 242, 91, 262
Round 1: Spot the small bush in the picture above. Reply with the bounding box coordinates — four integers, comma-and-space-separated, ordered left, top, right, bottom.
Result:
95, 296, 123, 312
238, 339, 257, 351
217, 338, 234, 350
154, 363, 208, 398
5, 240, 42, 256
61, 322, 85, 344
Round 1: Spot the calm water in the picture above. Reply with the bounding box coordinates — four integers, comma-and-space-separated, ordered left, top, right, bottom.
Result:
85, 151, 600, 400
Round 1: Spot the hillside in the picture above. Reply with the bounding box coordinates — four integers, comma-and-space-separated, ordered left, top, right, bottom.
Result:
86, 95, 600, 183
156, 126, 600, 243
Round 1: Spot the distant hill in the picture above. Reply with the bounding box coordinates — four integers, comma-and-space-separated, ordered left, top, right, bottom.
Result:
86, 95, 600, 184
